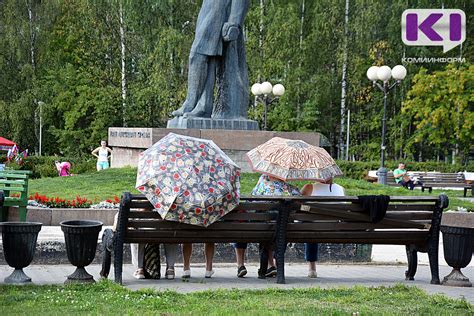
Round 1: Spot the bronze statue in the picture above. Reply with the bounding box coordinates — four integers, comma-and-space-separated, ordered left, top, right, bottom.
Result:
172, 0, 250, 120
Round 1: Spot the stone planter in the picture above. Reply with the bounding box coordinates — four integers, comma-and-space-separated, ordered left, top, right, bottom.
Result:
0, 222, 42, 283
60, 220, 103, 284
441, 212, 474, 287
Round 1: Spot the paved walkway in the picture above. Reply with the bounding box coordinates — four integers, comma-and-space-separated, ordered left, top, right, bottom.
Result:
28, 226, 474, 268
1, 263, 472, 303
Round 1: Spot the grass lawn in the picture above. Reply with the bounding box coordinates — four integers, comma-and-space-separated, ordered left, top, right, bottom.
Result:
29, 167, 473, 210
0, 281, 472, 315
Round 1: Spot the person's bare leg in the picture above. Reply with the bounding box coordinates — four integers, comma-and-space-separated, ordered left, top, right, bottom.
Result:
205, 243, 215, 271
268, 249, 275, 268
182, 243, 192, 271
172, 53, 208, 116
235, 248, 245, 267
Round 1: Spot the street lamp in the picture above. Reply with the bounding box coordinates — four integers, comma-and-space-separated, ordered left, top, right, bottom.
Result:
367, 65, 407, 185
37, 101, 45, 156
251, 81, 285, 130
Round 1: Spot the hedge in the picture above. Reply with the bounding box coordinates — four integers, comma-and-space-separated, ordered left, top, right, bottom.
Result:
336, 160, 474, 179
4, 156, 96, 178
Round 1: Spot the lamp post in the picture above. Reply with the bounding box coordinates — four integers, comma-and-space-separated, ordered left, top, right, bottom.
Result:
37, 101, 45, 156
251, 81, 285, 130
366, 65, 407, 185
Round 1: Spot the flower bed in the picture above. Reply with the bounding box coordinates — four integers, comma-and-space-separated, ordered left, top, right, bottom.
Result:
29, 193, 120, 209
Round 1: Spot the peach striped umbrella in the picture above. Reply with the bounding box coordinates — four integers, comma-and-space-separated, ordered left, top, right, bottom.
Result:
247, 137, 342, 181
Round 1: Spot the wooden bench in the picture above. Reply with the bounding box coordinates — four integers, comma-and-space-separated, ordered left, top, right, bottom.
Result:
101, 192, 448, 285
420, 173, 473, 197
367, 170, 426, 187
0, 170, 32, 221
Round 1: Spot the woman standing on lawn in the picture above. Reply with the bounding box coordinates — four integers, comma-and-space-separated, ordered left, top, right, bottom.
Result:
92, 140, 112, 171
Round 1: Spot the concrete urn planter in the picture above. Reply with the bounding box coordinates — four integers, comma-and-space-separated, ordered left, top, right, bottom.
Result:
60, 220, 103, 284
441, 212, 474, 287
0, 222, 42, 283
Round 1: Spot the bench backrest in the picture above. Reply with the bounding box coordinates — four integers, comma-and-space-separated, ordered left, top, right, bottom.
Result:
0, 170, 31, 204
420, 173, 466, 184
117, 193, 447, 246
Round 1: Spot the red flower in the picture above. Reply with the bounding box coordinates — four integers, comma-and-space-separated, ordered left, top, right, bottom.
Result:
226, 194, 232, 200
114, 195, 120, 203
195, 208, 201, 215
160, 166, 166, 171
183, 190, 190, 197
201, 152, 206, 157
155, 203, 162, 208
170, 157, 176, 162
173, 186, 180, 192
210, 167, 215, 173
208, 187, 214, 193
171, 204, 177, 210
207, 206, 214, 212
138, 186, 145, 191
185, 148, 192, 153
176, 153, 182, 158
106, 199, 112, 203
199, 144, 205, 149
173, 173, 180, 180
155, 188, 161, 195
216, 159, 222, 163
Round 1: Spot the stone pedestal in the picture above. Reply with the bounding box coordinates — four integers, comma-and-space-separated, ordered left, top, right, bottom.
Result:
108, 127, 328, 172
167, 116, 259, 130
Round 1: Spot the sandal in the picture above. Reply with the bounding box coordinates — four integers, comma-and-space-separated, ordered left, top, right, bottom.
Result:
133, 268, 145, 279
165, 268, 175, 280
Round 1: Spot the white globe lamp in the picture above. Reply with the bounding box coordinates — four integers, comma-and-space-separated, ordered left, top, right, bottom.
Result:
260, 81, 273, 95
272, 84, 285, 96
366, 66, 379, 82
251, 83, 262, 96
391, 65, 407, 80
377, 66, 392, 82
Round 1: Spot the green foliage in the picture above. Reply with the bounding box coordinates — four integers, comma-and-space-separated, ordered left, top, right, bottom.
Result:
0, 0, 473, 161
6, 155, 96, 179
403, 64, 474, 163
336, 160, 474, 180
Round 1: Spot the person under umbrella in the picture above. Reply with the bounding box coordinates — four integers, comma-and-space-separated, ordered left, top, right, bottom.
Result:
238, 137, 343, 278
136, 133, 241, 278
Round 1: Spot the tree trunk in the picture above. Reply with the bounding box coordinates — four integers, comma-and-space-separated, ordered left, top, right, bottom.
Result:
296, 0, 305, 121
119, 1, 127, 127
338, 0, 349, 160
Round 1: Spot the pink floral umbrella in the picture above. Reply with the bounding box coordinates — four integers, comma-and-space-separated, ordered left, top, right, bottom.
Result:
247, 137, 343, 181
136, 133, 241, 227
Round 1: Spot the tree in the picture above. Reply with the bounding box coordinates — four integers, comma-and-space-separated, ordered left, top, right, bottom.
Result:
402, 64, 474, 164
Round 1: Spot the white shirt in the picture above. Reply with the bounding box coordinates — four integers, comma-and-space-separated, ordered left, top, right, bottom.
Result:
98, 148, 109, 162
309, 182, 345, 197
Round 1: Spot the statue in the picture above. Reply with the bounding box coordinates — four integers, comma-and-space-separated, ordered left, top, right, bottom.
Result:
172, 0, 250, 120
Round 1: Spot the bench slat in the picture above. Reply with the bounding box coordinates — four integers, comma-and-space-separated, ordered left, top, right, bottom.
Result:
0, 187, 27, 192
127, 220, 275, 231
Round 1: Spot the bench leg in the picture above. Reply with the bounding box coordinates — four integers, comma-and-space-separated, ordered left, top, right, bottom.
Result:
100, 229, 114, 279
421, 187, 425, 193
113, 233, 124, 284
405, 245, 417, 281
258, 242, 269, 279
19, 206, 27, 222
429, 187, 432, 194
275, 208, 290, 284
1, 206, 8, 221
427, 239, 440, 284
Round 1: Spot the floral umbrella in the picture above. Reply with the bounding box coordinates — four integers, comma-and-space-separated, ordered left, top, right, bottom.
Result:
136, 133, 240, 227
247, 137, 343, 181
